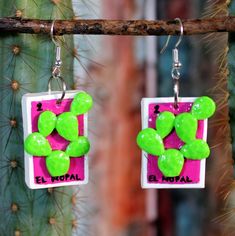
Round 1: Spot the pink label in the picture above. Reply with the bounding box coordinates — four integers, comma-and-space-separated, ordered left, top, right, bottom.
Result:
31, 98, 85, 185
147, 102, 204, 184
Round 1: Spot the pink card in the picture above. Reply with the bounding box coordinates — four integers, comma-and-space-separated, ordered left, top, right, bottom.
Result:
141, 97, 207, 189
22, 91, 89, 189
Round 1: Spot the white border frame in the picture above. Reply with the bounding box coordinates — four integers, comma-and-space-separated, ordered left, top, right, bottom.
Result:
141, 97, 207, 189
22, 90, 89, 189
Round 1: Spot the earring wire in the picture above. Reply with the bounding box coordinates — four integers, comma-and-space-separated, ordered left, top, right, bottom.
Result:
48, 20, 66, 104
50, 20, 59, 46
160, 18, 184, 54
159, 18, 184, 109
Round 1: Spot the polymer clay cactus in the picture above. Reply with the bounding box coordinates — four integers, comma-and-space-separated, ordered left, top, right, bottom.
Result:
24, 132, 52, 156
137, 96, 216, 177
71, 91, 93, 115
158, 149, 184, 177
56, 112, 79, 141
156, 111, 175, 138
174, 113, 198, 143
66, 137, 91, 157
137, 128, 165, 156
38, 110, 57, 137
180, 139, 210, 160
24, 91, 93, 177
46, 151, 70, 177
191, 96, 216, 120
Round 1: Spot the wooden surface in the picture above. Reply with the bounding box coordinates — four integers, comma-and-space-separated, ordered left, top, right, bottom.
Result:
0, 17, 234, 36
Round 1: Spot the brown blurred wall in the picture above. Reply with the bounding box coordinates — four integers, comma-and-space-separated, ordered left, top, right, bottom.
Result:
94, 0, 147, 235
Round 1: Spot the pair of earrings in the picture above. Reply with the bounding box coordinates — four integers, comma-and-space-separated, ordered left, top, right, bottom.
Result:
22, 19, 215, 190
136, 18, 216, 189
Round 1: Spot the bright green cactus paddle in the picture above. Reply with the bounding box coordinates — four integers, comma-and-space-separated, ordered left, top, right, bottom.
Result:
46, 150, 70, 177
137, 128, 165, 156
174, 113, 198, 143
156, 111, 175, 138
24, 132, 52, 156
71, 91, 93, 115
66, 136, 90, 157
38, 110, 57, 137
158, 149, 184, 177
180, 139, 210, 160
56, 112, 79, 141
191, 96, 216, 120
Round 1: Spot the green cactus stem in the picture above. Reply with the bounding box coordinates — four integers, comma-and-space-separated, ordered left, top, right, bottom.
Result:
0, 1, 77, 235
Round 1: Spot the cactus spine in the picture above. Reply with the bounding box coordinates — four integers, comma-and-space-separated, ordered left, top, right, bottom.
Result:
0, 1, 76, 235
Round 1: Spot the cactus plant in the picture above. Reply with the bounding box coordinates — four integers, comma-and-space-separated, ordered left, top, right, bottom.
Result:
0, 1, 80, 235
229, 2, 235, 164
205, 0, 235, 235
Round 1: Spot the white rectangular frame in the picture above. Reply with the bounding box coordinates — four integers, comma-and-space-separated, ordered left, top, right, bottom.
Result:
141, 97, 207, 189
22, 90, 89, 189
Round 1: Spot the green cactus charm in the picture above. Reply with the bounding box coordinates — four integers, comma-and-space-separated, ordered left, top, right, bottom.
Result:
137, 96, 216, 178
23, 91, 93, 181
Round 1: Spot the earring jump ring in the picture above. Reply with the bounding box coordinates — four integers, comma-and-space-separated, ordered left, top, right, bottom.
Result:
48, 75, 67, 104
173, 79, 179, 109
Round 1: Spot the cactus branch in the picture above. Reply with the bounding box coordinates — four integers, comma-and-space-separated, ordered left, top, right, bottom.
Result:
0, 16, 235, 36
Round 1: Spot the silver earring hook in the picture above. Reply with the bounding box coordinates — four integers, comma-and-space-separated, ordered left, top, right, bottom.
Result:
48, 20, 67, 104
50, 20, 59, 46
50, 20, 62, 78
160, 18, 184, 54
159, 18, 184, 109
48, 75, 66, 104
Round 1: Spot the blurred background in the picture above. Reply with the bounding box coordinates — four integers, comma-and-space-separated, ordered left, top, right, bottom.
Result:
73, 0, 226, 236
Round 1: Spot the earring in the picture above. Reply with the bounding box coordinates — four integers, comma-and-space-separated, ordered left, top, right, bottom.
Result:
22, 21, 93, 189
136, 18, 216, 189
